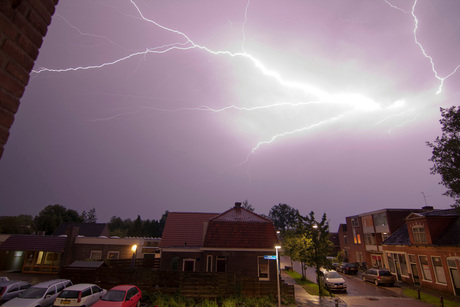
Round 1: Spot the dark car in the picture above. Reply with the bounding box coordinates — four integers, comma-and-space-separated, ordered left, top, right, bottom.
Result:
362, 268, 396, 286
337, 263, 358, 275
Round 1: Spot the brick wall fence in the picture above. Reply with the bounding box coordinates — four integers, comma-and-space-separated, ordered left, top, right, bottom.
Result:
0, 0, 59, 158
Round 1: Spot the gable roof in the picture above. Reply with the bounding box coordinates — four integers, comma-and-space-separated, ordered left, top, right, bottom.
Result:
382, 224, 410, 245
0, 235, 67, 252
159, 212, 218, 248
210, 206, 272, 223
203, 206, 279, 249
52, 222, 109, 237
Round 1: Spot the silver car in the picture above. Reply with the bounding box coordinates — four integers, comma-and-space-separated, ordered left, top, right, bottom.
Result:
3, 279, 72, 307
362, 268, 396, 286
0, 280, 32, 303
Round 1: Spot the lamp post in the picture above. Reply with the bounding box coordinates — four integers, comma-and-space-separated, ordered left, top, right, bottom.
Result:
275, 245, 281, 307
312, 224, 321, 298
131, 244, 137, 268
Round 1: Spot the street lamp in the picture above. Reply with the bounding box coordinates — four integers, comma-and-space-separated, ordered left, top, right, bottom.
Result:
131, 244, 137, 268
275, 245, 281, 307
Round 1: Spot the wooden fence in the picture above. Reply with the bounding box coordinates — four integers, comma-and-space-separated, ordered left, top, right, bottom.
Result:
61, 267, 294, 299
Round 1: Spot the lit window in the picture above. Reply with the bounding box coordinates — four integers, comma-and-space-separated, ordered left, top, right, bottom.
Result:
107, 251, 119, 259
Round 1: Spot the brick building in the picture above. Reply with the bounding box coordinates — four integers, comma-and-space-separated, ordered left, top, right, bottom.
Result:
340, 208, 422, 266
160, 202, 281, 281
382, 208, 460, 296
0, 0, 59, 158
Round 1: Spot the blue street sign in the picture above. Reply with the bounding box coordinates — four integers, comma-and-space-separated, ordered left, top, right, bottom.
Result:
264, 255, 277, 260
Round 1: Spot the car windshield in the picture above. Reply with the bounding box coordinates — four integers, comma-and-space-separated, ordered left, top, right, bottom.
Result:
379, 271, 393, 276
19, 287, 46, 299
101, 290, 125, 302
58, 290, 80, 299
325, 272, 341, 279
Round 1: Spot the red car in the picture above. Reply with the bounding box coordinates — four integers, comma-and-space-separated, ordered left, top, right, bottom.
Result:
92, 285, 141, 307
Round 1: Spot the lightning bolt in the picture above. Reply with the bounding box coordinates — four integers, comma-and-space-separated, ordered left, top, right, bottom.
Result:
33, 0, 456, 162
385, 0, 460, 94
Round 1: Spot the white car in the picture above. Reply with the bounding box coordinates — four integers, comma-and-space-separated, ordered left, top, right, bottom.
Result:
3, 279, 72, 307
54, 284, 106, 307
321, 270, 347, 292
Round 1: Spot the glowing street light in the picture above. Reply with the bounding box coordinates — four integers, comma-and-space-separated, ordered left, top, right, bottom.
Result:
275, 245, 281, 307
131, 244, 138, 268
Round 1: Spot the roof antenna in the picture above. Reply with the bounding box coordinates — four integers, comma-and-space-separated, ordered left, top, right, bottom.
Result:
421, 192, 430, 206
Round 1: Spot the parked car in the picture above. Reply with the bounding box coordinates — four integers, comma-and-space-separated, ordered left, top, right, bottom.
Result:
320, 270, 347, 292
54, 284, 106, 307
3, 279, 72, 307
362, 268, 396, 286
92, 285, 141, 307
337, 263, 358, 275
0, 281, 32, 303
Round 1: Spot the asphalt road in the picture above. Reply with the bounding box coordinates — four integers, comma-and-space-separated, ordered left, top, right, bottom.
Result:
280, 256, 434, 307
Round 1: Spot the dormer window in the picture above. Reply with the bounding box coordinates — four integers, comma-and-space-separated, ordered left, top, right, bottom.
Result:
412, 226, 427, 243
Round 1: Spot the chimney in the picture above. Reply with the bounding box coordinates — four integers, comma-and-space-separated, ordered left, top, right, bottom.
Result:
234, 202, 242, 208
422, 206, 434, 212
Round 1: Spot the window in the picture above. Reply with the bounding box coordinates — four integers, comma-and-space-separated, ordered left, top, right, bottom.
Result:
431, 256, 447, 284
351, 217, 359, 227
82, 288, 91, 297
419, 255, 432, 281
352, 228, 361, 244
373, 213, 387, 226
7, 285, 18, 293
107, 251, 119, 259
258, 256, 269, 280
56, 283, 65, 292
382, 233, 390, 241
362, 216, 373, 227
216, 256, 227, 272
182, 259, 195, 272
397, 254, 409, 276
92, 286, 102, 294
90, 250, 102, 260
364, 233, 376, 245
206, 255, 213, 272
46, 286, 56, 296
412, 226, 427, 243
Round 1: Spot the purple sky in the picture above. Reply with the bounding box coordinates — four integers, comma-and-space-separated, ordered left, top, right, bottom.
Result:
1, 0, 460, 231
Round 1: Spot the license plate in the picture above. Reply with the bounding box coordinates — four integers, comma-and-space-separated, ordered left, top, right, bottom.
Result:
62, 300, 71, 304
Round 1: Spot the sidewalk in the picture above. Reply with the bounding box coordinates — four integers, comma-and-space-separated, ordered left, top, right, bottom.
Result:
281, 270, 347, 307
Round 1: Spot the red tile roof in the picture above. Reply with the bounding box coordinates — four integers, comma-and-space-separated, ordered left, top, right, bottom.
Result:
0, 235, 67, 252
205, 206, 279, 249
159, 212, 218, 248
203, 221, 279, 249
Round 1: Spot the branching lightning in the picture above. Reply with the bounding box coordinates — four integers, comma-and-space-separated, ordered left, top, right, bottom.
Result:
385, 0, 460, 94
32, 0, 459, 161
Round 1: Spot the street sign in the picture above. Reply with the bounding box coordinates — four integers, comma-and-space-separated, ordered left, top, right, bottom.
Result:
264, 255, 277, 260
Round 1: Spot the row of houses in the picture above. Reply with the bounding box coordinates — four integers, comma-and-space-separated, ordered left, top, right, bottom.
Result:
338, 205, 460, 296
0, 202, 281, 284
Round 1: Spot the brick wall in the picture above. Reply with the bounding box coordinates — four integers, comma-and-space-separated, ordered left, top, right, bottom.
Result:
0, 0, 58, 158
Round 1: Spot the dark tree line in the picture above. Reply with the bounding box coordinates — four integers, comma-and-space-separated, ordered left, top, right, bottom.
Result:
0, 204, 168, 237
108, 211, 168, 238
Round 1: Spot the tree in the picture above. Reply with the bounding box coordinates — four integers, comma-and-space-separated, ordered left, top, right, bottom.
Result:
242, 200, 255, 212
81, 207, 97, 223
303, 211, 332, 298
0, 215, 33, 234
282, 211, 331, 298
33, 204, 83, 235
427, 106, 460, 208
268, 203, 300, 234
